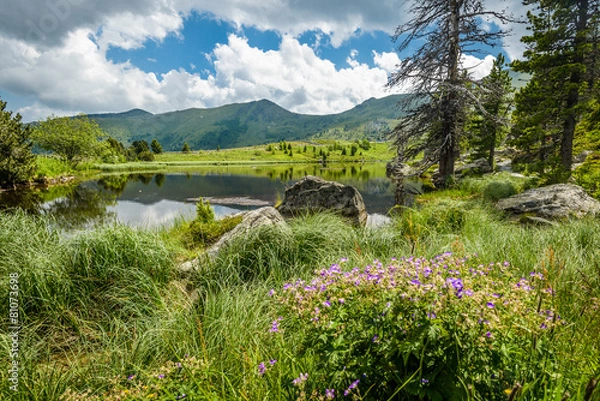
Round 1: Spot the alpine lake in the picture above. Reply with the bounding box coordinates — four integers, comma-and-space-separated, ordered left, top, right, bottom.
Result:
0, 163, 424, 230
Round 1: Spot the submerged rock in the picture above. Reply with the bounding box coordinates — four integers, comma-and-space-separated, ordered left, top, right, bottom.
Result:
277, 175, 368, 226
496, 184, 600, 219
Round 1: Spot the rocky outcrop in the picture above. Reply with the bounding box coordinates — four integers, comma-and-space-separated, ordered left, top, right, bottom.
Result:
455, 158, 493, 177
277, 176, 368, 226
386, 160, 420, 178
496, 184, 600, 219
207, 207, 287, 257
178, 207, 288, 273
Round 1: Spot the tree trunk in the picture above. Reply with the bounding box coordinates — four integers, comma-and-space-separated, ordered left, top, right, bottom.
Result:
437, 0, 461, 186
561, 0, 589, 175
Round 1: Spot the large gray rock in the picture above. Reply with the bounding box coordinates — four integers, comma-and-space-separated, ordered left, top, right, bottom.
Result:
178, 207, 288, 272
278, 175, 368, 226
455, 158, 493, 177
208, 206, 287, 257
496, 184, 600, 219
386, 160, 420, 178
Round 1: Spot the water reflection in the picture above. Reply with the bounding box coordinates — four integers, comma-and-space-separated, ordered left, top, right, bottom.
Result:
0, 163, 408, 229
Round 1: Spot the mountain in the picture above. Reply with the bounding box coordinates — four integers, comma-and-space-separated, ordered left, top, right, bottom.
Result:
88, 95, 408, 151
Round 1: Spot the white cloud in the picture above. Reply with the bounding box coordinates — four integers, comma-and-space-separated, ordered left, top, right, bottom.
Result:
461, 54, 496, 80
4, 31, 404, 121
0, 0, 527, 121
373, 51, 400, 74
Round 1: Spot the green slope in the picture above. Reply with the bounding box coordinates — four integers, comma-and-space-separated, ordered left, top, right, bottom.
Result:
89, 95, 408, 151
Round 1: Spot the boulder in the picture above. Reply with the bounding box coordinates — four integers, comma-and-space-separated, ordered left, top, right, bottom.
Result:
455, 158, 493, 177
177, 207, 288, 271
277, 176, 368, 226
496, 184, 600, 219
208, 206, 287, 257
386, 160, 420, 179
573, 150, 593, 164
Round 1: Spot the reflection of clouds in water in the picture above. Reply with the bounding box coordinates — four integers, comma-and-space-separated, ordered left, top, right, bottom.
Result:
107, 200, 243, 228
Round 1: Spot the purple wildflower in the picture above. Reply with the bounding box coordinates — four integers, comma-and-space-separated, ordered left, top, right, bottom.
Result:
486, 302, 495, 308
325, 388, 335, 399
258, 363, 266, 376
268, 289, 275, 297
339, 298, 345, 304
344, 379, 360, 396
269, 359, 277, 366
421, 378, 429, 384
540, 323, 547, 329
158, 374, 165, 379
323, 300, 331, 307
372, 334, 380, 343
485, 331, 492, 338
127, 375, 135, 381
270, 318, 282, 333
292, 373, 309, 386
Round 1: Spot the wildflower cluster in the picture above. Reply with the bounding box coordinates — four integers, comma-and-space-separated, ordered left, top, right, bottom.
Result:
60, 356, 206, 401
267, 253, 562, 400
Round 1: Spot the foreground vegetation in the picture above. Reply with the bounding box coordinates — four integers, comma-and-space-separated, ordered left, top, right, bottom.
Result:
1, 176, 599, 400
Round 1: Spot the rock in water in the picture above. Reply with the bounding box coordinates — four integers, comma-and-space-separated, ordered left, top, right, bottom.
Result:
496, 184, 600, 219
277, 175, 368, 226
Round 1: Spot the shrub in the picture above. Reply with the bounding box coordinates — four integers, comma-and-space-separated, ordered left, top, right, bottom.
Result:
265, 254, 564, 400
188, 215, 242, 246
482, 180, 517, 202
137, 150, 155, 161
573, 152, 600, 199
195, 198, 214, 223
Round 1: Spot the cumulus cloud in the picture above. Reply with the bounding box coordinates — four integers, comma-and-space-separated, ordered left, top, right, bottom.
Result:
0, 0, 526, 121
2, 31, 405, 120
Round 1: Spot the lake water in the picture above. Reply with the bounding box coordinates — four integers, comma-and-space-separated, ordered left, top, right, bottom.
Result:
0, 163, 421, 229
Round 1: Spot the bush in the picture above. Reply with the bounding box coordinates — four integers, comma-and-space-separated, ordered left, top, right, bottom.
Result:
188, 215, 242, 246
266, 254, 565, 400
137, 150, 155, 161
195, 198, 214, 223
573, 152, 600, 199
482, 180, 517, 202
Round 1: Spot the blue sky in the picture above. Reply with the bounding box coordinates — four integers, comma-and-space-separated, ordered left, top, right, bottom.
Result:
0, 1, 527, 122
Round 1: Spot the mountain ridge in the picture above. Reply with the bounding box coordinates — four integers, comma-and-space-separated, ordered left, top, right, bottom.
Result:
88, 95, 408, 151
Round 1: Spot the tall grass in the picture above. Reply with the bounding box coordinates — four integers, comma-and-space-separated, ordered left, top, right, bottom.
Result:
1, 195, 599, 400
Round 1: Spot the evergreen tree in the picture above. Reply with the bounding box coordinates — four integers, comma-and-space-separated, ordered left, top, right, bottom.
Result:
150, 138, 163, 154
0, 99, 35, 187
468, 54, 513, 168
388, 0, 512, 186
182, 142, 191, 153
132, 140, 150, 155
511, 0, 600, 180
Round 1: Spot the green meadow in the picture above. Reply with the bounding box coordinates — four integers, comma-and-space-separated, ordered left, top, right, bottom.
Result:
0, 173, 598, 400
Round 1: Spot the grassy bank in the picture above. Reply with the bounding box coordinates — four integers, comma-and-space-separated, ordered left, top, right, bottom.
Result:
0, 183, 599, 400
94, 140, 395, 173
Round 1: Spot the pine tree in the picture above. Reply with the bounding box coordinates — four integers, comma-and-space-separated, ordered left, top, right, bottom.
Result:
468, 54, 513, 168
511, 0, 600, 180
0, 99, 35, 188
150, 138, 163, 154
388, 0, 512, 187
182, 142, 191, 153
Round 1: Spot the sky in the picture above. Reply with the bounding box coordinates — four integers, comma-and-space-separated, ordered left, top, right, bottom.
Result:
0, 0, 530, 122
